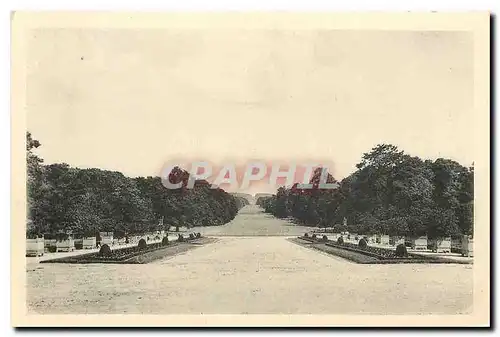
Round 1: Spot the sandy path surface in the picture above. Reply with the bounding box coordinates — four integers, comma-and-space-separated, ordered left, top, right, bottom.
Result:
196, 205, 312, 236
26, 206, 473, 314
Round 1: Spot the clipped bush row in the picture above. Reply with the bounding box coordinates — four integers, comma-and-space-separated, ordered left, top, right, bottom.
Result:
92, 233, 203, 261
329, 240, 414, 260
302, 233, 415, 260
99, 244, 112, 256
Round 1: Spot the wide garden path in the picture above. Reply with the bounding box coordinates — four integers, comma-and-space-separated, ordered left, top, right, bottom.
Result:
26, 206, 472, 314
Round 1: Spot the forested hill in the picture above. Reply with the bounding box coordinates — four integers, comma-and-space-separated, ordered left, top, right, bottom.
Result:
26, 132, 243, 237
257, 144, 474, 239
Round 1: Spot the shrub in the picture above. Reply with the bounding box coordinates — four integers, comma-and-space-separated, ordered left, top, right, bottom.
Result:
125, 236, 130, 244
178, 234, 185, 242
322, 235, 328, 242
337, 236, 344, 245
99, 244, 112, 257
138, 239, 147, 250
311, 234, 317, 240
189, 233, 195, 240
196, 233, 201, 238
48, 246, 57, 253
395, 244, 408, 257
358, 238, 367, 249
304, 233, 309, 238
161, 237, 169, 246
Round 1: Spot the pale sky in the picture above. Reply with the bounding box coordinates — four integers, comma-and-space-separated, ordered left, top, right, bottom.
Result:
26, 29, 474, 194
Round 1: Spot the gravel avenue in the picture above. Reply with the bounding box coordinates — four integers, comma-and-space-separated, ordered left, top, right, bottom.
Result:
27, 206, 472, 314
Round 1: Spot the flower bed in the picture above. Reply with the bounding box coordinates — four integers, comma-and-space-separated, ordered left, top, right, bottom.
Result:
325, 240, 420, 260
300, 236, 317, 243
297, 235, 471, 264
41, 233, 203, 264
56, 239, 75, 252
26, 238, 44, 257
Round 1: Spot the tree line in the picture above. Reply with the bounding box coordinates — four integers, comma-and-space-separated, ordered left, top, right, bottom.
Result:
26, 132, 245, 238
256, 144, 474, 238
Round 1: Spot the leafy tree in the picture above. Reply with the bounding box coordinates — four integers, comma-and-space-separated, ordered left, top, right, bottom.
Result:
262, 144, 474, 239
26, 133, 242, 237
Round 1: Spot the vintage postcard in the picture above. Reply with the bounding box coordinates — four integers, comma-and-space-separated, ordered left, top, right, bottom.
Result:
11, 12, 490, 327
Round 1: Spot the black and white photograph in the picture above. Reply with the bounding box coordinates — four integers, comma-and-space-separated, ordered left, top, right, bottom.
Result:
10, 12, 490, 327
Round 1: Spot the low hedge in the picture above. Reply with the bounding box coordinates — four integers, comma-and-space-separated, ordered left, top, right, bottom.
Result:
326, 241, 387, 259
290, 238, 471, 265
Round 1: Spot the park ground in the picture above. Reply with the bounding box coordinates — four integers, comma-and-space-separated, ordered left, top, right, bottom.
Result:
26, 205, 473, 314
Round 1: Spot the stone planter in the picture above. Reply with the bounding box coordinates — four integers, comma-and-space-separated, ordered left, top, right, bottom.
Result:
74, 238, 83, 250
429, 237, 451, 253
390, 236, 405, 246
26, 238, 44, 257
83, 237, 96, 249
56, 239, 75, 252
406, 236, 427, 250
462, 236, 473, 257
99, 232, 114, 246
